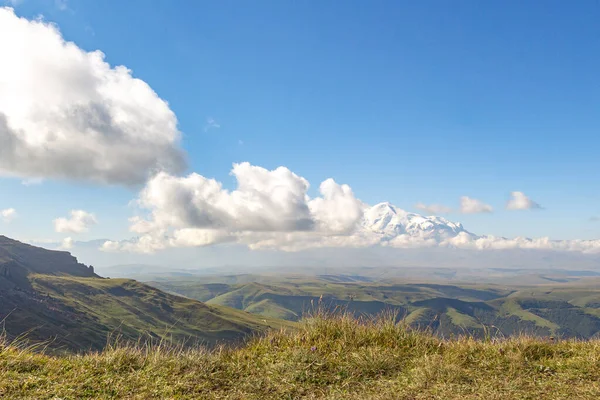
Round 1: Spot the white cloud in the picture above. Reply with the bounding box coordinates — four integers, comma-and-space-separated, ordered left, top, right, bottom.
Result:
0, 8, 185, 185
459, 196, 493, 214
104, 162, 364, 253
98, 162, 600, 256
415, 202, 452, 215
100, 240, 122, 252
54, 210, 97, 233
21, 177, 43, 186
60, 236, 74, 249
134, 163, 314, 232
1, 208, 17, 223
309, 179, 365, 233
240, 230, 382, 252
204, 117, 220, 132
506, 191, 542, 210
442, 232, 600, 254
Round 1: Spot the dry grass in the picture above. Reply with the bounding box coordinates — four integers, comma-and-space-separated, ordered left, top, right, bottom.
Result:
2, 309, 600, 399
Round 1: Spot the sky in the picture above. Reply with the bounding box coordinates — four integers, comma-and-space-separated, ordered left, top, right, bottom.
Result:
1, 0, 600, 265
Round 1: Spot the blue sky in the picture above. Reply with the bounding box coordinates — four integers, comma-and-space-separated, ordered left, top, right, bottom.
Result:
1, 0, 599, 248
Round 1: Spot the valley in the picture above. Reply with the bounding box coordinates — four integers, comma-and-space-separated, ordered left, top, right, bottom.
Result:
2, 232, 600, 354
148, 273, 600, 339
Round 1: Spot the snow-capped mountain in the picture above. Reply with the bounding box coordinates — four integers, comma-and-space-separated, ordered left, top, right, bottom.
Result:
362, 202, 474, 241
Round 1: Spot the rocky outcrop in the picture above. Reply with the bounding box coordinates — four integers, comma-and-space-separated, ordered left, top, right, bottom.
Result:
0, 235, 98, 278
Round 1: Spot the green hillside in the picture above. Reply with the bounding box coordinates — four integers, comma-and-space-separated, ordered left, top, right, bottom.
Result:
2, 312, 600, 399
150, 275, 600, 339
0, 236, 286, 352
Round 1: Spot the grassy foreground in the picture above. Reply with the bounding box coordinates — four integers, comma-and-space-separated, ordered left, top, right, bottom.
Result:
2, 312, 600, 399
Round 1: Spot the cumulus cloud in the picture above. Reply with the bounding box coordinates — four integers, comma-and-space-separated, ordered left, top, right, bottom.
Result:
59, 236, 74, 250
103, 162, 364, 252
506, 191, 542, 210
100, 162, 600, 255
415, 202, 452, 215
54, 210, 97, 233
1, 208, 17, 223
459, 196, 493, 214
134, 163, 314, 232
0, 8, 185, 185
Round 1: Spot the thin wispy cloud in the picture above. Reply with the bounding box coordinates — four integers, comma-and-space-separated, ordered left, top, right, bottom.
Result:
204, 117, 221, 132
590, 216, 600, 222
21, 177, 43, 186
55, 0, 68, 10
415, 202, 452, 215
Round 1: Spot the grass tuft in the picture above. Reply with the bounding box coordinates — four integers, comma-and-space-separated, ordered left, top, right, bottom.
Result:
2, 308, 600, 399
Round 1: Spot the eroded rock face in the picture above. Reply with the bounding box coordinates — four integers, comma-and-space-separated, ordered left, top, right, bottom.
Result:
0, 235, 98, 278
0, 260, 29, 286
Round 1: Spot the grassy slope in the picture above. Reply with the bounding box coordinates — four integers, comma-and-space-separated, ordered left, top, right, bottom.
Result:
497, 298, 559, 331
0, 236, 290, 352
244, 298, 300, 320
2, 274, 288, 352
445, 307, 479, 328
2, 313, 600, 399
154, 279, 510, 307
152, 279, 507, 317
148, 277, 600, 339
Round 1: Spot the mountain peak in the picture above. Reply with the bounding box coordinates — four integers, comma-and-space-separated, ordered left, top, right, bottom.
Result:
361, 204, 473, 241
370, 202, 403, 215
